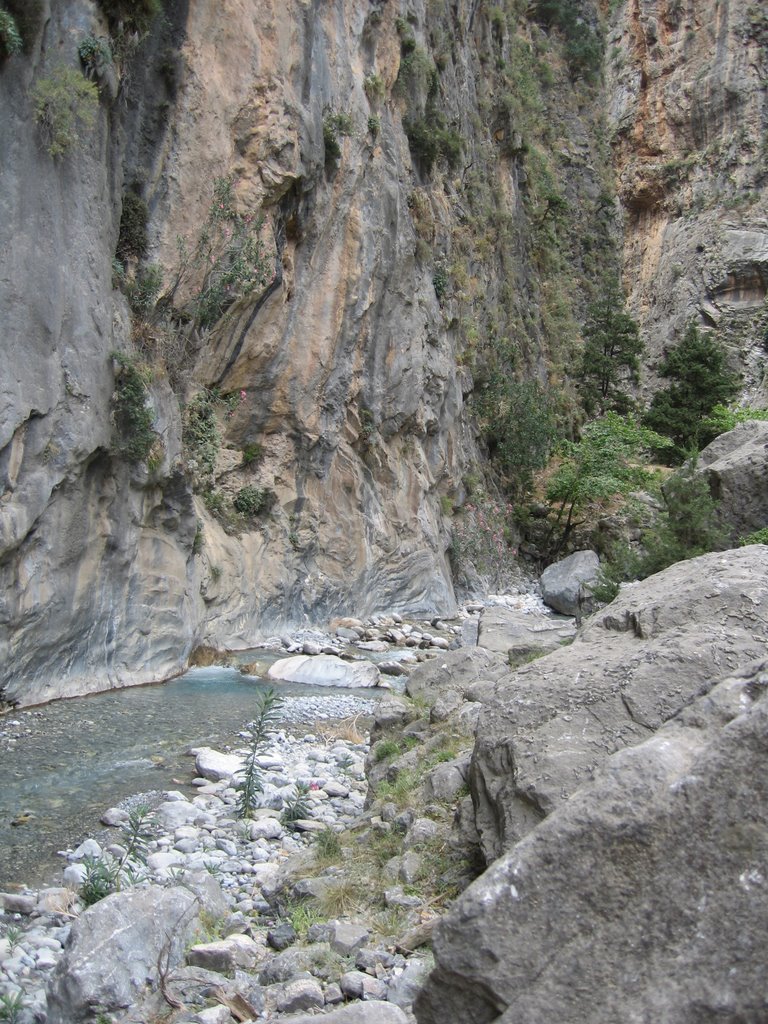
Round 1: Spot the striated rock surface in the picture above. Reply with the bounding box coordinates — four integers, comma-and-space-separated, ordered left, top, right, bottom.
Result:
608, 0, 768, 401
417, 657, 768, 1024
470, 545, 768, 861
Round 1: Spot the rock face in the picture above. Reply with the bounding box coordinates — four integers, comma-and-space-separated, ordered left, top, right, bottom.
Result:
1, 0, 766, 707
608, 0, 768, 401
45, 878, 226, 1023
539, 550, 600, 617
416, 657, 768, 1024
697, 421, 768, 541
470, 546, 768, 861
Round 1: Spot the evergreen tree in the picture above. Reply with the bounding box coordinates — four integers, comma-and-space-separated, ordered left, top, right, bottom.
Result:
642, 324, 740, 463
577, 282, 644, 416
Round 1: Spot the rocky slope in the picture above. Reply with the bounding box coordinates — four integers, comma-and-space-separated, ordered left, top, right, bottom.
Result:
1, 0, 767, 706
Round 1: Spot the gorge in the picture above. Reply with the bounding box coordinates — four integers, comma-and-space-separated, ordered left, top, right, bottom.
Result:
1, 0, 768, 1022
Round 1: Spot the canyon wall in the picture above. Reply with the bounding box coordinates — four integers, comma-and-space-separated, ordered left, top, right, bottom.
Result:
0, 0, 766, 705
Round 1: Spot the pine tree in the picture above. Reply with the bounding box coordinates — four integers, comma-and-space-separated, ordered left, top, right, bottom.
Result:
577, 282, 644, 417
642, 324, 740, 463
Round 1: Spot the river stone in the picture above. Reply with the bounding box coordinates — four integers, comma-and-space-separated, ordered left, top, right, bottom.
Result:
193, 748, 244, 782
285, 1003, 410, 1023
0, 893, 35, 915
539, 549, 600, 617
329, 921, 370, 956
187, 934, 264, 973
341, 970, 388, 1000
388, 957, 433, 1009
268, 654, 381, 688
696, 421, 768, 541
276, 977, 325, 1012
45, 879, 225, 1023
416, 659, 768, 1024
471, 546, 768, 861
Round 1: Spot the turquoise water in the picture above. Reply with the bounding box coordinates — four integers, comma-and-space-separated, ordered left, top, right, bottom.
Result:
0, 667, 377, 891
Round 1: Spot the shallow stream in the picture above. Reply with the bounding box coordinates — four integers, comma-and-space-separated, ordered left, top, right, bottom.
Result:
0, 665, 381, 891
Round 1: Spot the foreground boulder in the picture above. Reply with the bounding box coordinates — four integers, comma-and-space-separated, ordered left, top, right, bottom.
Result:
471, 545, 768, 860
268, 653, 380, 688
46, 876, 226, 1023
539, 549, 600, 617
416, 658, 768, 1024
697, 420, 768, 541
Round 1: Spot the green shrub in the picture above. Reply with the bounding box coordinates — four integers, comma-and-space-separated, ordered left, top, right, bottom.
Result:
116, 190, 149, 262
233, 485, 276, 517
111, 353, 157, 463
367, 114, 381, 138
241, 442, 264, 467
740, 527, 768, 546
404, 116, 463, 174
323, 112, 354, 166
78, 34, 112, 77
643, 324, 741, 463
95, 0, 162, 34
577, 280, 644, 416
236, 689, 284, 818
3, 0, 45, 53
700, 403, 768, 438
281, 782, 312, 827
363, 73, 385, 100
0, 9, 22, 57
126, 263, 162, 315
184, 391, 221, 482
31, 65, 99, 158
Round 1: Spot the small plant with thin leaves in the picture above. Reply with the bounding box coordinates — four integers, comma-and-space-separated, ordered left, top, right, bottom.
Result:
0, 992, 25, 1024
4, 925, 22, 953
79, 804, 157, 905
236, 689, 284, 818
31, 65, 99, 158
281, 781, 312, 827
0, 10, 22, 57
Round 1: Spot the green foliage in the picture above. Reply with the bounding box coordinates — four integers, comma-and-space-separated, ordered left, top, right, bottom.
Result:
78, 34, 112, 77
0, 992, 25, 1023
592, 460, 727, 600
31, 65, 99, 158
643, 324, 741, 463
531, 0, 604, 82
183, 390, 221, 483
367, 114, 381, 138
95, 0, 162, 34
374, 738, 401, 762
432, 261, 449, 301
403, 115, 463, 175
323, 111, 354, 165
700, 403, 768, 438
180, 176, 270, 330
241, 442, 264, 466
0, 9, 22, 56
232, 485, 276, 518
315, 826, 342, 862
546, 413, 671, 555
281, 782, 312, 827
577, 281, 644, 415
475, 369, 555, 494
126, 263, 162, 315
363, 73, 385, 101
116, 191, 149, 262
111, 353, 157, 463
79, 804, 156, 905
3, 0, 45, 53
236, 689, 284, 818
740, 527, 768, 546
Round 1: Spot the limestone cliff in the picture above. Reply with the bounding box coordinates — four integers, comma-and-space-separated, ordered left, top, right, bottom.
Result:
609, 0, 768, 400
0, 0, 766, 705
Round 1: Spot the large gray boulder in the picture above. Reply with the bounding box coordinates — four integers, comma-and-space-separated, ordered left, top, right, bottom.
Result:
475, 605, 575, 663
405, 647, 508, 704
471, 546, 768, 861
286, 1003, 410, 1024
416, 658, 768, 1024
267, 654, 380, 688
539, 549, 600, 616
697, 420, 768, 541
45, 877, 227, 1023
